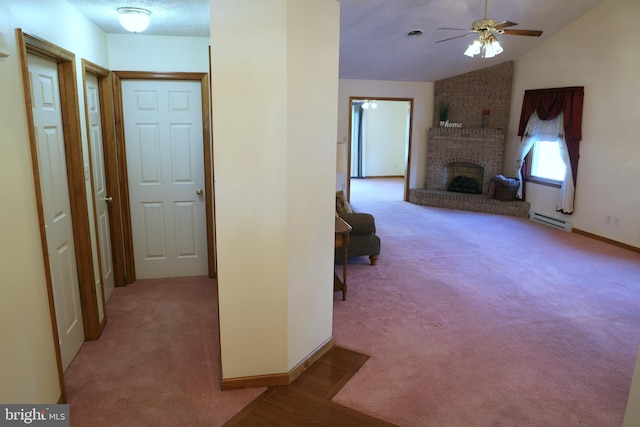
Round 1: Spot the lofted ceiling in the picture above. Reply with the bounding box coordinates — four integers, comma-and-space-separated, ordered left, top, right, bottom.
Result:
65, 0, 604, 82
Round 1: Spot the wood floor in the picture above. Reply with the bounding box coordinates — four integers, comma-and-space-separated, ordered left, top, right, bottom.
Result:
224, 346, 397, 426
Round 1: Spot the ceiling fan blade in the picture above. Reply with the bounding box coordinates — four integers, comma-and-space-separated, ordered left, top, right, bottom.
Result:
493, 20, 518, 30
502, 29, 543, 37
435, 33, 474, 43
438, 27, 472, 31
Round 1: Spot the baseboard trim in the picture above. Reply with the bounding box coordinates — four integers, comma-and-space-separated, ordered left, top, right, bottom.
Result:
220, 373, 290, 391
220, 337, 334, 391
288, 337, 334, 384
573, 228, 640, 253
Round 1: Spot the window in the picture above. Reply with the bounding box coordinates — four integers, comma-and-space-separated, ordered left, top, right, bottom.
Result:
527, 137, 566, 185
524, 114, 566, 187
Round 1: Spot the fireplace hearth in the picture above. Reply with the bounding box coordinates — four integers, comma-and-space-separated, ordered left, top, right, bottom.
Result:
409, 128, 530, 217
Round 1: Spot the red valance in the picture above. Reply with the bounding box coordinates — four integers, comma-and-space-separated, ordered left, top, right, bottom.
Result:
517, 86, 584, 141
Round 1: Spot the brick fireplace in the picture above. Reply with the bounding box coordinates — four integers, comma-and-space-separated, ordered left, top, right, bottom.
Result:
410, 128, 530, 217
425, 128, 503, 194
409, 61, 529, 217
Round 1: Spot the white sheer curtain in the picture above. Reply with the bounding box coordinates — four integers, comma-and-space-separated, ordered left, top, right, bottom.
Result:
516, 111, 575, 213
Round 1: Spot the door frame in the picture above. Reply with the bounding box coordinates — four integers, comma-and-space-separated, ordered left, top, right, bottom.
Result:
112, 71, 215, 282
17, 29, 104, 401
347, 96, 414, 202
81, 60, 127, 290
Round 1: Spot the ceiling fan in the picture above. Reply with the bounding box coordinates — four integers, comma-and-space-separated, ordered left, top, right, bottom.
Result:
436, 0, 543, 57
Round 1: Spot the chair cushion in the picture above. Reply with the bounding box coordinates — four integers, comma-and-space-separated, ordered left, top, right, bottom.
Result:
339, 212, 376, 234
336, 190, 353, 214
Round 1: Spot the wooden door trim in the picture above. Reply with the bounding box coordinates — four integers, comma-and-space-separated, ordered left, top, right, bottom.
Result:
112, 71, 215, 282
16, 29, 104, 402
346, 97, 414, 202
80, 61, 106, 319
81, 60, 127, 288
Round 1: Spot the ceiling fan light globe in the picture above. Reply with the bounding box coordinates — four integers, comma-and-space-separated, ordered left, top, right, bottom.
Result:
482, 41, 495, 58
464, 39, 482, 57
491, 39, 504, 55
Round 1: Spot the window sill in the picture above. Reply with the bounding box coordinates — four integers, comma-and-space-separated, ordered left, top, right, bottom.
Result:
526, 177, 562, 188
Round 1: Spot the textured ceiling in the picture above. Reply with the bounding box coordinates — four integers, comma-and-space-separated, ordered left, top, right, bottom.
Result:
64, 0, 604, 82
65, 0, 210, 38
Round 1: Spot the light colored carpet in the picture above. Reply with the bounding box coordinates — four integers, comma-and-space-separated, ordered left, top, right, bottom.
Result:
332, 197, 640, 426
65, 177, 640, 426
65, 276, 265, 426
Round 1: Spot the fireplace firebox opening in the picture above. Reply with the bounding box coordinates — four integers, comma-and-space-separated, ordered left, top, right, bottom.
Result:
443, 162, 484, 195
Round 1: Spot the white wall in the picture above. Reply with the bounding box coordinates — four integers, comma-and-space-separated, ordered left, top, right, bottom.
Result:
337, 79, 434, 191
362, 101, 409, 177
211, 0, 338, 379
286, 0, 339, 371
506, 0, 640, 248
0, 0, 109, 403
107, 35, 210, 72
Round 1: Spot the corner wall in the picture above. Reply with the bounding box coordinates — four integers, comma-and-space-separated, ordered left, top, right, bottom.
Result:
211, 0, 338, 381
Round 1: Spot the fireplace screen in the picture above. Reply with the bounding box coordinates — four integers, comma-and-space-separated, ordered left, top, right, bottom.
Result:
443, 162, 484, 194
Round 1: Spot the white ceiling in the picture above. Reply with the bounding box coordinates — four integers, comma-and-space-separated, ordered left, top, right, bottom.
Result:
65, 0, 211, 38
65, 0, 604, 82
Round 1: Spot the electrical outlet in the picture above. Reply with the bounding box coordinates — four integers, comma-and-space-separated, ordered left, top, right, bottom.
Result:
613, 217, 619, 226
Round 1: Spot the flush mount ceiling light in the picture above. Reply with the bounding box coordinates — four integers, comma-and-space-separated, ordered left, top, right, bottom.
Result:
117, 7, 151, 33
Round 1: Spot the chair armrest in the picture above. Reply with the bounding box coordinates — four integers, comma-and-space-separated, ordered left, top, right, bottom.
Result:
339, 212, 376, 234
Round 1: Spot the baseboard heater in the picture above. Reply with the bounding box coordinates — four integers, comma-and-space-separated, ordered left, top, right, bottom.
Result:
529, 211, 573, 231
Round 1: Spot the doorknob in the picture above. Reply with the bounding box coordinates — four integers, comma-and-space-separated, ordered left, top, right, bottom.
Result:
102, 196, 113, 203
196, 188, 203, 196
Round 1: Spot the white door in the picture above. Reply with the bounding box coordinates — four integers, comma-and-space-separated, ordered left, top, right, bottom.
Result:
122, 80, 207, 279
86, 74, 115, 302
28, 54, 85, 371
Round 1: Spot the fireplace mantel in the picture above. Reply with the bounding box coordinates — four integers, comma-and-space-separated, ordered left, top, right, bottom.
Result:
428, 127, 504, 137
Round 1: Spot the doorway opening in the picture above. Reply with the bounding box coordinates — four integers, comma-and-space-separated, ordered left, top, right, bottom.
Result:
81, 59, 125, 300
347, 97, 413, 204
